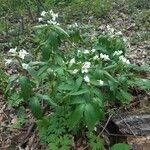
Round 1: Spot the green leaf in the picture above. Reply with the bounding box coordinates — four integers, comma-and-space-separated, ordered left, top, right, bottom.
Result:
84, 103, 100, 130
19, 76, 32, 101
111, 143, 130, 150
29, 97, 43, 119
69, 104, 84, 129
52, 25, 70, 38
35, 93, 58, 107
118, 89, 132, 104
103, 71, 118, 83
129, 78, 150, 90
5, 74, 19, 94
69, 89, 89, 96
55, 55, 64, 66
58, 83, 74, 91
74, 76, 83, 91
27, 67, 38, 80
69, 30, 82, 42
8, 92, 22, 107
88, 133, 104, 150
69, 97, 85, 105
37, 65, 49, 77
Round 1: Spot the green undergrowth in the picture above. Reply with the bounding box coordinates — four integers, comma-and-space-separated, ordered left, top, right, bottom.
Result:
4, 10, 150, 149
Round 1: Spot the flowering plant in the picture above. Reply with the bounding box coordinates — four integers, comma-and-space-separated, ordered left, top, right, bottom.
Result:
5, 10, 150, 149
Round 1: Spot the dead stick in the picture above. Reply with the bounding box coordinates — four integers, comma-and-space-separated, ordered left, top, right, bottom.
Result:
98, 114, 113, 137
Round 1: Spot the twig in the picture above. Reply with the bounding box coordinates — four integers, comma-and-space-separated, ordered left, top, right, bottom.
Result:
82, 144, 89, 150
98, 114, 113, 137
118, 114, 136, 136
109, 133, 144, 138
19, 122, 36, 147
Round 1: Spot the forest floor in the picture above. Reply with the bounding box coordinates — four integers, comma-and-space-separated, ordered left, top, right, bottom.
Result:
0, 3, 150, 150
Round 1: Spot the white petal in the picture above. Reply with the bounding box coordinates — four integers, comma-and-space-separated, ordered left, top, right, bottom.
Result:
83, 50, 90, 54
22, 63, 29, 70
5, 59, 12, 66
72, 69, 78, 74
9, 47, 17, 53
84, 75, 90, 83
91, 48, 96, 53
97, 80, 104, 85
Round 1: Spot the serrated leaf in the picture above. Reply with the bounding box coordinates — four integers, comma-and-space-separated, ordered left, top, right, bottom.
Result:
69, 30, 82, 42
111, 143, 130, 150
19, 76, 32, 101
84, 103, 100, 130
27, 67, 38, 79
130, 78, 150, 90
5, 74, 19, 94
58, 83, 74, 91
69, 97, 85, 105
35, 93, 58, 107
121, 90, 132, 100
37, 65, 49, 77
29, 97, 43, 119
69, 89, 89, 96
74, 76, 83, 91
69, 104, 84, 129
52, 25, 70, 38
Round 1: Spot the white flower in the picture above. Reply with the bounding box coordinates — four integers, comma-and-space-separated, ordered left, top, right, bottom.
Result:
107, 25, 114, 34
97, 80, 104, 86
47, 20, 59, 25
69, 58, 75, 66
115, 31, 122, 36
38, 17, 43, 22
69, 23, 78, 28
83, 50, 90, 54
22, 63, 29, 70
72, 69, 78, 74
84, 75, 90, 83
5, 59, 12, 66
81, 62, 91, 73
52, 13, 58, 21
72, 23, 78, 28
119, 55, 130, 64
49, 10, 53, 15
113, 50, 123, 56
41, 11, 47, 17
123, 37, 127, 43
94, 127, 97, 131
91, 48, 96, 53
77, 50, 81, 53
100, 53, 110, 61
81, 68, 88, 73
9, 47, 17, 53
18, 49, 29, 59
49, 10, 58, 19
48, 10, 59, 23
93, 55, 99, 60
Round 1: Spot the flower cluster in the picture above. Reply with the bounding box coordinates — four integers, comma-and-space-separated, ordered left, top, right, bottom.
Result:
100, 53, 110, 61
68, 23, 78, 28
81, 62, 91, 73
113, 50, 123, 56
106, 25, 123, 38
8, 47, 29, 59
68, 48, 110, 84
4, 47, 30, 70
119, 55, 130, 64
38, 10, 59, 25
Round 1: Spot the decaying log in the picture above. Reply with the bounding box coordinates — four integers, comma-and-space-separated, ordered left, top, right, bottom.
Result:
112, 113, 150, 136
